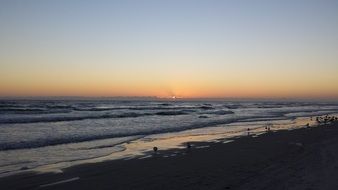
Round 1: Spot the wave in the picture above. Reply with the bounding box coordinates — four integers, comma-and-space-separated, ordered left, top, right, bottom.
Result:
204, 110, 234, 115
0, 110, 193, 124
0, 108, 72, 115
1, 100, 338, 152
0, 114, 292, 151
0, 108, 46, 112
0, 105, 215, 113
0, 112, 149, 124
1, 106, 337, 125
155, 111, 188, 115
73, 105, 213, 112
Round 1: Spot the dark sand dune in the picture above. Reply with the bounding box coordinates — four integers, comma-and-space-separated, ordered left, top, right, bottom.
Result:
1, 122, 338, 190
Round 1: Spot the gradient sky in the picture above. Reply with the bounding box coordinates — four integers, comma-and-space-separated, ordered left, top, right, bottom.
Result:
1, 0, 338, 98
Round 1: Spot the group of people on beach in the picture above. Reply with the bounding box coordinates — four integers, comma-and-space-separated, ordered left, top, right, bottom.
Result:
152, 115, 338, 153
314, 115, 338, 124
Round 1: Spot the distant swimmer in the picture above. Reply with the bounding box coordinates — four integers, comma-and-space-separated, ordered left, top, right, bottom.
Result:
153, 147, 158, 152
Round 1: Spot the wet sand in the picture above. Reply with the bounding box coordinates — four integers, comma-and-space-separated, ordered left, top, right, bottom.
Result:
1, 121, 338, 190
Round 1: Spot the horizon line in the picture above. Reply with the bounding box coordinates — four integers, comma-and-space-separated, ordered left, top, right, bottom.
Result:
0, 96, 337, 101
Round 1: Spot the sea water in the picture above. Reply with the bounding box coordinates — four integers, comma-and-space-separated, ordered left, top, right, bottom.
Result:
0, 99, 337, 176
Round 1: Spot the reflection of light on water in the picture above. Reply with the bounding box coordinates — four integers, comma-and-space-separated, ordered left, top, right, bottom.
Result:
33, 115, 331, 175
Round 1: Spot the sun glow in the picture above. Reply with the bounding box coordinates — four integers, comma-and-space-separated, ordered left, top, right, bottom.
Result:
0, 1, 338, 99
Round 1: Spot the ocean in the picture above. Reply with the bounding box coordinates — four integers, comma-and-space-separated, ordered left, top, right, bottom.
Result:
1, 99, 338, 176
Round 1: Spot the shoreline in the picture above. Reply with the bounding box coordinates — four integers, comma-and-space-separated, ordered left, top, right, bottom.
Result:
1, 120, 338, 189
0, 115, 320, 177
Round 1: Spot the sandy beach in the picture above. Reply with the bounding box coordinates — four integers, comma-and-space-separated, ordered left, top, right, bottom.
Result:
0, 120, 337, 190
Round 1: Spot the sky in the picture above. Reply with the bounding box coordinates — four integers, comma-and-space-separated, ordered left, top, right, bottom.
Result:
0, 0, 338, 99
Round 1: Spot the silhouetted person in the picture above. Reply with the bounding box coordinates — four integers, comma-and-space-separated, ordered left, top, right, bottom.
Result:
186, 142, 191, 149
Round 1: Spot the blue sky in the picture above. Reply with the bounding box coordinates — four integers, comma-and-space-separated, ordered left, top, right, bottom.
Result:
1, 0, 338, 98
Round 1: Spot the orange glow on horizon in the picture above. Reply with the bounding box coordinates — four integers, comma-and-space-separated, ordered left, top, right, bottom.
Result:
1, 1, 338, 100
1, 77, 337, 99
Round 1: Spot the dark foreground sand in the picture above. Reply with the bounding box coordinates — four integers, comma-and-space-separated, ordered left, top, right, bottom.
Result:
1, 122, 338, 190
